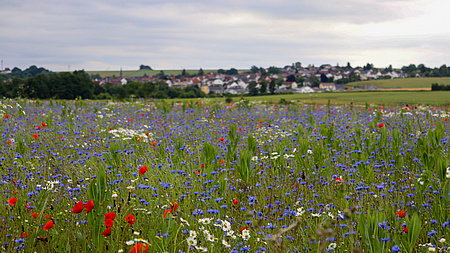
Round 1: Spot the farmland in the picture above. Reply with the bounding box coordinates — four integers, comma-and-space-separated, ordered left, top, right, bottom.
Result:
233, 91, 450, 105
1, 99, 450, 252
346, 77, 450, 89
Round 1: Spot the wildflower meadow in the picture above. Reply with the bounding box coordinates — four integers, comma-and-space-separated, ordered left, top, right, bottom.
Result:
1, 98, 450, 253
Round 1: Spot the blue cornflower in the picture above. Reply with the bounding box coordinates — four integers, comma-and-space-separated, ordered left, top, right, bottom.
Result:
392, 245, 401, 252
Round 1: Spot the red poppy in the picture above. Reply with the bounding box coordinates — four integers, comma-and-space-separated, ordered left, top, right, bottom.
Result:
37, 126, 41, 130
72, 201, 84, 214
102, 227, 111, 237
125, 214, 136, 226
104, 212, 117, 220
220, 137, 224, 142
44, 220, 54, 231
139, 166, 147, 175
403, 226, 408, 233
128, 119, 133, 122
45, 214, 52, 219
19, 232, 30, 239
220, 160, 225, 165
232, 199, 239, 205
378, 123, 384, 128
33, 134, 38, 140
42, 123, 47, 127
8, 197, 17, 207
163, 209, 171, 219
396, 211, 406, 218
131, 243, 149, 253
83, 200, 94, 213
4, 114, 9, 119
7, 140, 11, 145
145, 133, 149, 136
335, 178, 343, 183
105, 218, 114, 228
201, 163, 204, 169
240, 226, 248, 232
31, 212, 40, 218
170, 201, 178, 212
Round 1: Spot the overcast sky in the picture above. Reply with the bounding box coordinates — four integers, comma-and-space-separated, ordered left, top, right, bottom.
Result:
1, 0, 450, 71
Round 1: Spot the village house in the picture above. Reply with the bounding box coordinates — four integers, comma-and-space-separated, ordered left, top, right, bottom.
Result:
319, 83, 336, 91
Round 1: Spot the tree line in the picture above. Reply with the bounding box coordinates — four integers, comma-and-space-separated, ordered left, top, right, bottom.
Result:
0, 70, 207, 99
431, 83, 450, 91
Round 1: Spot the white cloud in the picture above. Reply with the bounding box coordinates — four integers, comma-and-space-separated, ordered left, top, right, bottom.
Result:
0, 0, 449, 70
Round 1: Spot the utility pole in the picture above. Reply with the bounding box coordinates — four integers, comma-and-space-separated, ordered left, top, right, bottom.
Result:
1, 60, 3, 71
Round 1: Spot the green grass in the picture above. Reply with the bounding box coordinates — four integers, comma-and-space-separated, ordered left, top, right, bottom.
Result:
197, 91, 450, 105
346, 77, 450, 89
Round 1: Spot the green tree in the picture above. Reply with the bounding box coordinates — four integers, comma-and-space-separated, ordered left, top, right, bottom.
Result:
181, 69, 187, 76
276, 77, 284, 86
308, 74, 320, 87
218, 69, 225, 74
24, 74, 50, 98
269, 80, 276, 94
267, 66, 280, 74
226, 68, 238, 75
296, 76, 305, 86
286, 75, 296, 82
139, 65, 152, 70
259, 79, 267, 94
363, 63, 374, 71
417, 64, 427, 73
251, 65, 259, 74
346, 62, 352, 69
439, 64, 448, 76
248, 81, 258, 96
198, 68, 204, 76
386, 64, 393, 72
94, 82, 105, 96
158, 70, 165, 79
295, 62, 302, 68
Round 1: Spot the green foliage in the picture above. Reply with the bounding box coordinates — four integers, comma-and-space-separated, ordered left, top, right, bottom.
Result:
267, 66, 280, 74
248, 81, 258, 96
139, 64, 152, 70
359, 211, 390, 253
396, 213, 422, 253
87, 168, 111, 252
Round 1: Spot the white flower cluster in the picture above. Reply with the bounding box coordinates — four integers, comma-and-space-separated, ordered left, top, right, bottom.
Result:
108, 128, 153, 142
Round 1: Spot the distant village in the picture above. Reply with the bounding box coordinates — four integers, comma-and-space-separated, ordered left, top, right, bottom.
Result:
95, 64, 410, 95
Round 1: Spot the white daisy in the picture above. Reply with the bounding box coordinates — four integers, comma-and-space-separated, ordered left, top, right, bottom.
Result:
206, 234, 215, 242
242, 230, 250, 241
328, 243, 337, 250
222, 239, 231, 248
199, 218, 212, 225
296, 207, 305, 217
189, 230, 197, 238
195, 246, 208, 252
221, 221, 231, 232
187, 237, 197, 246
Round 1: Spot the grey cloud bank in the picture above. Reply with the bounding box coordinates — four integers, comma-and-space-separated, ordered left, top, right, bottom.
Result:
1, 0, 449, 71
